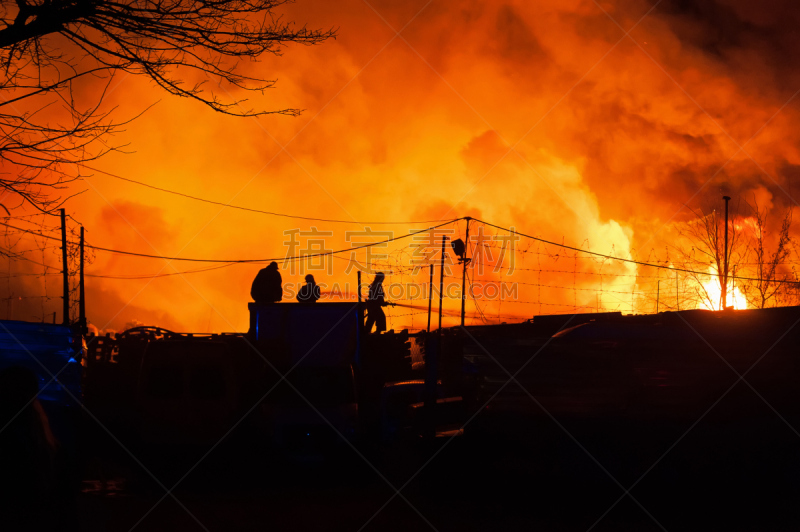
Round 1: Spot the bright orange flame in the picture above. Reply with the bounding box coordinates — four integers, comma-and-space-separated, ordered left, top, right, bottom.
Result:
1, 1, 796, 332
700, 268, 747, 310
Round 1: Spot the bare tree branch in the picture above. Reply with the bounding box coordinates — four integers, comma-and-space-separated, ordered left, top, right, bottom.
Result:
0, 0, 334, 212
739, 200, 793, 308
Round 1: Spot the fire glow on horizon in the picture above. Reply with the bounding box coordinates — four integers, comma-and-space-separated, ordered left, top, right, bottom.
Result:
0, 0, 798, 332
700, 268, 748, 311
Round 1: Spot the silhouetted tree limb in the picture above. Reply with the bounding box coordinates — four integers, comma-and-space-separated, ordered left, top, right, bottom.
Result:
672, 197, 800, 310
739, 202, 793, 309
672, 199, 746, 310
0, 0, 334, 212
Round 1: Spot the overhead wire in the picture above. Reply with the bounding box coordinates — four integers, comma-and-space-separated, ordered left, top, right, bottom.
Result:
0, 218, 463, 263
1, 213, 798, 295
82, 165, 456, 226
85, 263, 238, 279
473, 218, 800, 285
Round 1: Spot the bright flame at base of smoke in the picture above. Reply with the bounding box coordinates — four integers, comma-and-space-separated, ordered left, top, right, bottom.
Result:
700, 269, 748, 311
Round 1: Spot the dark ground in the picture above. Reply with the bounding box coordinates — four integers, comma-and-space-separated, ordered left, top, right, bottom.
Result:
72, 309, 800, 530
76, 394, 800, 532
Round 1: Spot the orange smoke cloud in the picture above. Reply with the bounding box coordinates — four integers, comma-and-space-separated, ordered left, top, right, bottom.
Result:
1, 0, 800, 331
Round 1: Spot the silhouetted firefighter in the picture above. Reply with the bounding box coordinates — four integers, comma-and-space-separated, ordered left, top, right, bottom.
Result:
365, 272, 388, 333
251, 261, 283, 303
297, 274, 321, 303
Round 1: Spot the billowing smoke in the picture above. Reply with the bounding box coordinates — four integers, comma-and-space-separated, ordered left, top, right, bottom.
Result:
2, 0, 799, 330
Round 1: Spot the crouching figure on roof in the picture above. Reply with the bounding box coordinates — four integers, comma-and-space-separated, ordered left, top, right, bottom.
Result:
251, 261, 283, 303
297, 274, 321, 303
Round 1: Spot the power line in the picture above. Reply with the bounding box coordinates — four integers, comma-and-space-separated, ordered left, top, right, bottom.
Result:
478, 240, 800, 267
85, 263, 237, 279
2, 214, 799, 287
90, 219, 462, 263
442, 274, 662, 296
82, 165, 454, 226
473, 218, 800, 285
0, 247, 59, 270
0, 218, 462, 263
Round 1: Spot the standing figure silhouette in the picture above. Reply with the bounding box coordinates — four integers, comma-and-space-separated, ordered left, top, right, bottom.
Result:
364, 272, 388, 333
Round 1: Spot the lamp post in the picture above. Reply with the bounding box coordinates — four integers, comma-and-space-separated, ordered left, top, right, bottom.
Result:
450, 218, 472, 327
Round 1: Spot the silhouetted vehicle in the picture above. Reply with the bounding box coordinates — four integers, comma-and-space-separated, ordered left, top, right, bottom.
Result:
135, 339, 240, 445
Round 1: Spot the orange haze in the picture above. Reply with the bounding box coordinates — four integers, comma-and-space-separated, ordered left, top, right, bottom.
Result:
2, 0, 800, 332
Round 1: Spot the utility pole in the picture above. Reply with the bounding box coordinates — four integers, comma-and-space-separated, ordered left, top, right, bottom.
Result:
675, 270, 679, 311
722, 195, 731, 310
357, 270, 363, 330
427, 263, 433, 333
425, 235, 447, 440
460, 217, 471, 327
356, 270, 364, 367
438, 235, 446, 331
60, 209, 69, 326
79, 226, 86, 334
656, 280, 660, 313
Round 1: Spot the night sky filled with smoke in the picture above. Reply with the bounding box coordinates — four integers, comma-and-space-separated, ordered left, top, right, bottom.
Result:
3, 0, 800, 332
